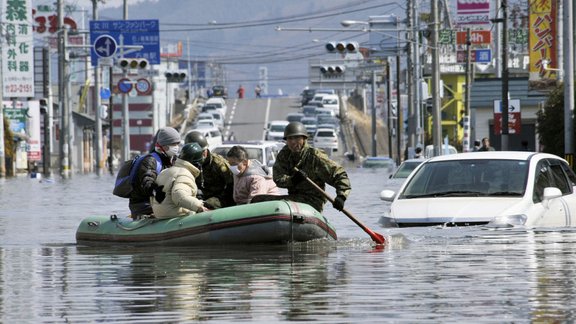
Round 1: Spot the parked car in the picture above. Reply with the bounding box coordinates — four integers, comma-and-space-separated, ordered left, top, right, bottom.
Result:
301, 105, 317, 117
265, 120, 289, 141
314, 107, 336, 118
424, 144, 457, 158
204, 98, 227, 116
300, 116, 318, 138
209, 111, 225, 130
195, 119, 217, 129
313, 128, 339, 152
185, 128, 223, 150
316, 115, 340, 133
361, 156, 396, 172
212, 141, 283, 168
379, 151, 576, 228
211, 85, 227, 98
286, 112, 305, 123
320, 94, 339, 116
307, 94, 325, 107
300, 89, 316, 106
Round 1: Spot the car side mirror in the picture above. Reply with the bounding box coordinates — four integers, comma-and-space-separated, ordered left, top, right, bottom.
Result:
380, 189, 396, 202
542, 187, 562, 208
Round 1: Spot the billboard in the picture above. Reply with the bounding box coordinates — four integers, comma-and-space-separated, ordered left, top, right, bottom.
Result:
528, 0, 558, 85
456, 0, 490, 26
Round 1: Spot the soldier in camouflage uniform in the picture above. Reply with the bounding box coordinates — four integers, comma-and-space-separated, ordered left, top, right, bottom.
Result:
184, 131, 235, 209
252, 122, 351, 212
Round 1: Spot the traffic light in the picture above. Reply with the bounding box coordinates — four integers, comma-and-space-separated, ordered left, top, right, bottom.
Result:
326, 41, 359, 53
165, 71, 187, 83
39, 98, 48, 114
320, 65, 345, 79
118, 58, 148, 69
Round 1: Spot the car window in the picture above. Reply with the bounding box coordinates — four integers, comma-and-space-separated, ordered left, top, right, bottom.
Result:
401, 159, 528, 198
560, 162, 576, 186
316, 131, 334, 137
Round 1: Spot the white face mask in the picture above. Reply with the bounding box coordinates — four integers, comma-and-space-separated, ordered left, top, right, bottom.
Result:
166, 145, 180, 157
230, 165, 241, 176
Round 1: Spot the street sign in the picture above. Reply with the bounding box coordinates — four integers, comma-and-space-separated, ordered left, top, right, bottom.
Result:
456, 49, 492, 63
493, 99, 521, 135
89, 19, 160, 66
456, 30, 491, 45
135, 78, 152, 95
118, 78, 133, 93
100, 87, 111, 99
93, 35, 117, 58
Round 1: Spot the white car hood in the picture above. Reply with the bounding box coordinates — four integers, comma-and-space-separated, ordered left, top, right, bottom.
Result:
391, 197, 523, 224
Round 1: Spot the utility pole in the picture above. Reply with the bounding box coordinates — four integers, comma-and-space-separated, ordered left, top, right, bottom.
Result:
431, 0, 442, 156
500, 0, 509, 151
406, 0, 415, 150
0, 26, 5, 177
396, 55, 402, 163
92, 0, 103, 176
121, 1, 130, 161
58, 0, 71, 177
564, 0, 574, 166
413, 0, 422, 146
464, 28, 472, 152
371, 69, 377, 157
386, 60, 393, 158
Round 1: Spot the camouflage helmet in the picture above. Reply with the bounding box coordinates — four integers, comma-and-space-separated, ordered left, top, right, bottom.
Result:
179, 143, 204, 164
283, 121, 308, 140
184, 131, 209, 149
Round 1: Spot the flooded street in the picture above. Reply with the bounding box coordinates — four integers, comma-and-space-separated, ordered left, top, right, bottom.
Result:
1, 167, 576, 322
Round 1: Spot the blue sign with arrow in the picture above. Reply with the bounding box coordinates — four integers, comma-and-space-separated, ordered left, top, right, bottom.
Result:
94, 35, 117, 58
89, 19, 160, 66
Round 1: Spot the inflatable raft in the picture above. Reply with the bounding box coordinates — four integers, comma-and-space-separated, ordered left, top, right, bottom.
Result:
76, 201, 337, 246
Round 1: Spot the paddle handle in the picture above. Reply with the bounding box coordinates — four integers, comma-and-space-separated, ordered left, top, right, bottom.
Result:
294, 167, 386, 245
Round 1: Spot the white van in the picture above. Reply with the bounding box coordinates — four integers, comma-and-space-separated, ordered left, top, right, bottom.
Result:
320, 94, 339, 116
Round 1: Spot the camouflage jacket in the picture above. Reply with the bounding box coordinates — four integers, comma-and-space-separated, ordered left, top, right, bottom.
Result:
196, 151, 235, 207
273, 143, 351, 212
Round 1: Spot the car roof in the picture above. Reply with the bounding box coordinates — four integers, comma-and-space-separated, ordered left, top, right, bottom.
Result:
427, 151, 558, 162
315, 128, 336, 133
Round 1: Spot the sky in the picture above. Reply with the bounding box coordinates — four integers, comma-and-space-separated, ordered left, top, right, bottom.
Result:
74, 0, 409, 96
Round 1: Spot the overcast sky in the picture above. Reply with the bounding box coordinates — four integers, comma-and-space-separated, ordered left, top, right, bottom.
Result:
40, 0, 409, 95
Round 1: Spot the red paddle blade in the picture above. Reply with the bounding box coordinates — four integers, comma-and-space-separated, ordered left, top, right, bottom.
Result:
370, 232, 386, 245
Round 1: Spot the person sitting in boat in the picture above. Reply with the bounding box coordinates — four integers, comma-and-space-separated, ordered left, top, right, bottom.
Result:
130, 127, 181, 218
251, 121, 351, 213
184, 131, 235, 209
225, 145, 279, 204
151, 143, 210, 218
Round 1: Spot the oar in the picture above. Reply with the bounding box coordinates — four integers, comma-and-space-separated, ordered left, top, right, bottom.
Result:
294, 167, 386, 245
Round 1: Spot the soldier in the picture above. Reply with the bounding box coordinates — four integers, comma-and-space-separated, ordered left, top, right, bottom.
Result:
184, 131, 235, 209
252, 121, 351, 212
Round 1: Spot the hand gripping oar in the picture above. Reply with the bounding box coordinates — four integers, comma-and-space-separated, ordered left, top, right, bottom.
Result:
294, 167, 386, 245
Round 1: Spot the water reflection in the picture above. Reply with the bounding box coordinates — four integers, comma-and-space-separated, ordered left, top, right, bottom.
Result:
72, 243, 343, 322
2, 173, 576, 322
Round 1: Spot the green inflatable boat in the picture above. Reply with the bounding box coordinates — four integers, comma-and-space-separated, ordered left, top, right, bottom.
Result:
76, 201, 337, 246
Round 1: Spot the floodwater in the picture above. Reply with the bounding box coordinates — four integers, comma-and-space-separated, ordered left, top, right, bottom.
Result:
1, 166, 576, 323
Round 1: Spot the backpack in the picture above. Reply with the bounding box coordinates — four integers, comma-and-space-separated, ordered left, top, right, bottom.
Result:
113, 152, 163, 198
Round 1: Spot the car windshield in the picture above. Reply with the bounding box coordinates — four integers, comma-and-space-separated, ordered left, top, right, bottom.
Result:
270, 125, 285, 132
399, 159, 529, 199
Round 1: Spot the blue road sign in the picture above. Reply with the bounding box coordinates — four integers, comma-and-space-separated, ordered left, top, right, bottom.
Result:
474, 49, 492, 63
94, 35, 117, 58
89, 19, 160, 66
100, 87, 111, 99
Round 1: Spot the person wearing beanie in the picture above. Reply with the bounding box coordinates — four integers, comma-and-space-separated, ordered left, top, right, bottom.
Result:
129, 127, 181, 218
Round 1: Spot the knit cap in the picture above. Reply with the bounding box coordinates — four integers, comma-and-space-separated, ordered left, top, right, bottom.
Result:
156, 127, 181, 146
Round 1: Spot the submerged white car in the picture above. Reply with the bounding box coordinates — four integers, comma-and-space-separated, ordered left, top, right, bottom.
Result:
380, 152, 576, 228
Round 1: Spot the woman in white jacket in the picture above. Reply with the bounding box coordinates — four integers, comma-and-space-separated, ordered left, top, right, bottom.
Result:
151, 143, 209, 218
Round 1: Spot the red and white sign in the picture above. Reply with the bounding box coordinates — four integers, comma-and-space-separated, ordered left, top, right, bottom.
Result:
493, 99, 522, 135
456, 0, 491, 26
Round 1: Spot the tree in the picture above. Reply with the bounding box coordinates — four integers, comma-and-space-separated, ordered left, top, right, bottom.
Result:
536, 83, 576, 156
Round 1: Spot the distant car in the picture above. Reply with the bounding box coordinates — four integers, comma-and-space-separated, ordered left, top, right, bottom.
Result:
307, 94, 325, 108
314, 88, 336, 95
286, 112, 305, 123
301, 89, 316, 106
212, 85, 227, 98
209, 111, 225, 130
316, 115, 340, 133
212, 141, 283, 168
320, 94, 339, 116
265, 120, 289, 141
300, 116, 318, 137
314, 107, 336, 118
195, 119, 217, 129
301, 105, 317, 117
379, 151, 576, 228
424, 144, 457, 158
313, 128, 339, 152
389, 159, 425, 179
205, 97, 228, 115
361, 156, 396, 172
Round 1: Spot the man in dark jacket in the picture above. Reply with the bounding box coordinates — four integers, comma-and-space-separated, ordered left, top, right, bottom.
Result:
252, 122, 351, 212
130, 127, 181, 217
184, 131, 234, 209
